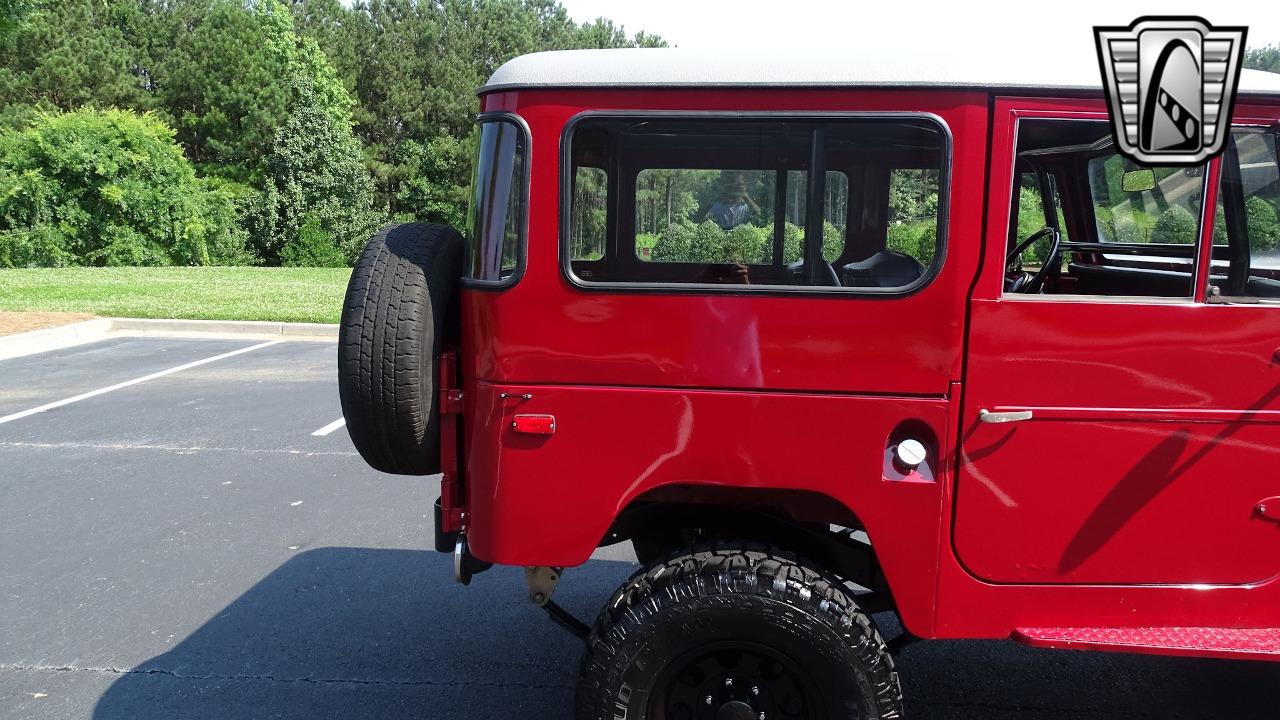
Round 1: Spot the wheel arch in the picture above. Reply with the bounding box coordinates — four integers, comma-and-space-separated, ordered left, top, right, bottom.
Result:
601, 484, 896, 613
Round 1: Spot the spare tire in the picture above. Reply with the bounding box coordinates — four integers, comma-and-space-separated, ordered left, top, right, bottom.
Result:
338, 223, 463, 475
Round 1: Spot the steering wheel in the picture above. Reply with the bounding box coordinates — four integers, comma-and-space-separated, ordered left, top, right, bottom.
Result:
1005, 227, 1061, 294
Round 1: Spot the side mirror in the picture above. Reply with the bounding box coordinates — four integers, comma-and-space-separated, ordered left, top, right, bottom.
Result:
1121, 169, 1157, 192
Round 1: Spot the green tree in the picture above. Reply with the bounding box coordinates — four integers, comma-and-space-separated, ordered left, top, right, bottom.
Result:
150, 0, 291, 181
280, 213, 347, 267
151, 0, 354, 183
0, 108, 250, 267
257, 79, 381, 264
0, 0, 152, 128
1245, 44, 1280, 74
0, 0, 32, 36
295, 0, 664, 219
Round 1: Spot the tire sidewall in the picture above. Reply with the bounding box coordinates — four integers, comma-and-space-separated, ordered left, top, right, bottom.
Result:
598, 597, 883, 720
337, 222, 461, 475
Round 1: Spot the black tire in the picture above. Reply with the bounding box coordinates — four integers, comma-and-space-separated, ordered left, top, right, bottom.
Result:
576, 544, 903, 720
338, 223, 463, 476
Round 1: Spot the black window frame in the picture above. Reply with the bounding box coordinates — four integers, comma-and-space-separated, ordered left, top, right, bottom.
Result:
1212, 125, 1280, 301
463, 111, 532, 291
559, 110, 953, 297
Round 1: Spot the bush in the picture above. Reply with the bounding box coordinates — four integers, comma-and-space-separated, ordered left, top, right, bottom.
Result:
0, 108, 251, 267
724, 223, 770, 263
781, 223, 805, 264
1245, 196, 1280, 252
258, 79, 382, 264
280, 213, 347, 267
1112, 215, 1146, 244
651, 222, 694, 261
1152, 204, 1197, 244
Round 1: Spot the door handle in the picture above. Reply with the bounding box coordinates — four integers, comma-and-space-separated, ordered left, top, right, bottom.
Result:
979, 409, 1034, 424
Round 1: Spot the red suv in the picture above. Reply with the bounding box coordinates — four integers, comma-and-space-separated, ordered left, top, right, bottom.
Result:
337, 48, 1280, 719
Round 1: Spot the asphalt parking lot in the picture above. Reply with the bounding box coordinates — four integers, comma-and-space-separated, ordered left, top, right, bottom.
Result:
0, 336, 1277, 720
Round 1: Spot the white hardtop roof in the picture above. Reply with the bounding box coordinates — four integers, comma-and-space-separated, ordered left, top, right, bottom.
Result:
482, 48, 1280, 96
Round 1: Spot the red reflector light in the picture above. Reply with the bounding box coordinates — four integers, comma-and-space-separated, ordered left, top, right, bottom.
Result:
512, 414, 556, 435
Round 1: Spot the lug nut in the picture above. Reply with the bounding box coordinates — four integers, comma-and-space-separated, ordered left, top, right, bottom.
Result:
724, 677, 734, 687
705, 695, 712, 705
751, 686, 759, 696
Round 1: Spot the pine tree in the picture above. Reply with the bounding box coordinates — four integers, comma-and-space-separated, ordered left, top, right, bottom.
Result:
0, 0, 153, 128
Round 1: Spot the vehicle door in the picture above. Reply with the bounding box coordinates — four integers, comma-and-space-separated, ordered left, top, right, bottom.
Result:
955, 97, 1280, 586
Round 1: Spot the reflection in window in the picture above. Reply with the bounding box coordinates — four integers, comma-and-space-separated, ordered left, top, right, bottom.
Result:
1088, 155, 1203, 245
633, 169, 848, 265
567, 117, 946, 290
1007, 118, 1203, 299
570, 166, 607, 261
887, 169, 940, 267
466, 119, 525, 283
1215, 129, 1280, 300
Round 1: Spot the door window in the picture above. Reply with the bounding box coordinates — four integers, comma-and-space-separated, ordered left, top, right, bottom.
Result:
1213, 128, 1280, 301
1004, 119, 1206, 298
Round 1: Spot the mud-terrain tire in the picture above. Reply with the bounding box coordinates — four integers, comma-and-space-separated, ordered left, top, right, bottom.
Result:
338, 223, 462, 475
576, 544, 903, 720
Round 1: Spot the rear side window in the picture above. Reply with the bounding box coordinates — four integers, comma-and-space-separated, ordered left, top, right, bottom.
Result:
631, 168, 849, 265
466, 117, 527, 285
565, 116, 947, 291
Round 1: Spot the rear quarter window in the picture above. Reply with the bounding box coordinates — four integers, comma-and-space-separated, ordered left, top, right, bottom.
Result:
466, 116, 528, 286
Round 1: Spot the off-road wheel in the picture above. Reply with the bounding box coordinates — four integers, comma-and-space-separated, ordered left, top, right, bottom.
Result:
337, 222, 462, 475
576, 544, 903, 720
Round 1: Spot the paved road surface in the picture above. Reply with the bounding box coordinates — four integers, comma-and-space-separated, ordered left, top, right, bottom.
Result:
0, 337, 1275, 719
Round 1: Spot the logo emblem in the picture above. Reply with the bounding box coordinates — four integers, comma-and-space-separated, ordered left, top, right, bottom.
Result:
1095, 16, 1247, 165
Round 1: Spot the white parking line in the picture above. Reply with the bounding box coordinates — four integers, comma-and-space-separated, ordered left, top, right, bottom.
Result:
311, 417, 346, 436
0, 340, 284, 426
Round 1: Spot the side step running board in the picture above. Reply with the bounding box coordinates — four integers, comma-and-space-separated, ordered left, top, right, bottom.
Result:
1014, 626, 1280, 662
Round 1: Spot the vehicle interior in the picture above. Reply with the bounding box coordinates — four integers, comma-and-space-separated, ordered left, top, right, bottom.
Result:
1007, 119, 1280, 300
566, 117, 946, 290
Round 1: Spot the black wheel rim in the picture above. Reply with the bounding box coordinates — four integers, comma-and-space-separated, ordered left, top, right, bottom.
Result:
651, 641, 827, 720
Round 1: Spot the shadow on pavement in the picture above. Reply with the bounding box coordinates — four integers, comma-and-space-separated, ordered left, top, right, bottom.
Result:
91, 547, 1280, 720
92, 547, 635, 720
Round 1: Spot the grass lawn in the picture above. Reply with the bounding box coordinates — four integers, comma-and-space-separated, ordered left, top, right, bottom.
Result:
0, 267, 352, 324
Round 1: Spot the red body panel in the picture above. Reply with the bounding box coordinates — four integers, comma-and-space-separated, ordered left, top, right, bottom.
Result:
1014, 626, 1280, 662
456, 88, 1280, 650
464, 380, 955, 634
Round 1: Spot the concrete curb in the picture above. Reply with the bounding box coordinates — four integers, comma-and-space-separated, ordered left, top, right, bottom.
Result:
0, 317, 338, 360
0, 318, 115, 361
108, 317, 339, 339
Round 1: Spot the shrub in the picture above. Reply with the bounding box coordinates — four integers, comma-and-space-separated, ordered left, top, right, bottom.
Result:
258, 78, 382, 264
1112, 215, 1146, 244
651, 222, 694, 261
688, 220, 726, 262
1245, 196, 1280, 252
724, 223, 770, 264
1152, 204, 1197, 244
0, 108, 250, 267
781, 223, 805, 264
915, 224, 938, 266
280, 213, 346, 267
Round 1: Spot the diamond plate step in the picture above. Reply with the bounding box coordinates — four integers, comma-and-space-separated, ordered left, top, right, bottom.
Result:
1014, 626, 1280, 662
